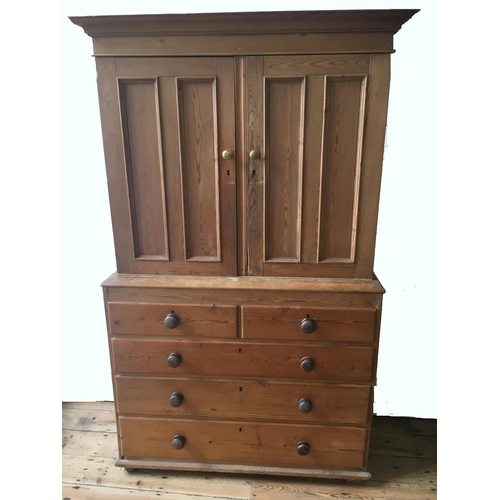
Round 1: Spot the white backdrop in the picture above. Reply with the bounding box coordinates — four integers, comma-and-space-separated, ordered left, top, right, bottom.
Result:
62, 0, 436, 418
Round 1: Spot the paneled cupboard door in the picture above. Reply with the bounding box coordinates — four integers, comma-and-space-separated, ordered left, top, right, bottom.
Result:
245, 55, 390, 278
96, 57, 237, 275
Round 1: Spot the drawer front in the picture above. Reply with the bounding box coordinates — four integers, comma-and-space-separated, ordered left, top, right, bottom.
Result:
241, 306, 377, 342
120, 417, 366, 469
112, 339, 375, 382
116, 376, 371, 425
108, 302, 237, 337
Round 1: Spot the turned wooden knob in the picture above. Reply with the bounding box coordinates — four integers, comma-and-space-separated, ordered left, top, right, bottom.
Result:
299, 398, 313, 413
164, 313, 180, 329
300, 357, 315, 373
297, 441, 310, 456
300, 318, 316, 334
167, 353, 182, 368
171, 435, 186, 450
170, 392, 184, 407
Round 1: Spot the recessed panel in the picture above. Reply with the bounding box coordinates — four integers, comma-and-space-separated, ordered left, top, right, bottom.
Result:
265, 78, 305, 261
177, 79, 220, 260
120, 79, 168, 258
319, 77, 366, 262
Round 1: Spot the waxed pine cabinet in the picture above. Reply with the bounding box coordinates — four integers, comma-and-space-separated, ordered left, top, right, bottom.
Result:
71, 9, 418, 480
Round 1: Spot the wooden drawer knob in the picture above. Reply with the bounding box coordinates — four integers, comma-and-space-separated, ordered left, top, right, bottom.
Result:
169, 392, 184, 407
298, 398, 313, 413
167, 353, 182, 368
297, 441, 310, 456
164, 313, 180, 329
171, 435, 186, 450
300, 318, 316, 334
300, 356, 315, 372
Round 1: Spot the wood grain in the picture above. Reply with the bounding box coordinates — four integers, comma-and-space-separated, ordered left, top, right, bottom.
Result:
95, 58, 135, 273
106, 286, 382, 310
63, 454, 251, 500
352, 54, 391, 278
264, 77, 305, 261
115, 376, 371, 425
241, 306, 377, 343
112, 339, 375, 383
246, 56, 264, 275
91, 33, 395, 57
319, 77, 366, 262
264, 54, 370, 76
250, 478, 436, 499
120, 417, 367, 469
107, 302, 237, 337
119, 78, 168, 259
71, 10, 419, 37
102, 273, 385, 294
178, 78, 220, 260
62, 403, 437, 492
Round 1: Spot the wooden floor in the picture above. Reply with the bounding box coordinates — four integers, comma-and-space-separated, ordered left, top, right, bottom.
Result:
62, 402, 437, 500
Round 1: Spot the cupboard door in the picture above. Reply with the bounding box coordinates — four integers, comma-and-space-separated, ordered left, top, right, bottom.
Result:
245, 55, 390, 278
96, 57, 236, 275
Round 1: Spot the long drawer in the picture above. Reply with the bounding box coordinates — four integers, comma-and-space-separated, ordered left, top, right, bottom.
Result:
115, 376, 371, 425
112, 339, 375, 382
120, 417, 367, 469
241, 306, 377, 342
108, 302, 238, 337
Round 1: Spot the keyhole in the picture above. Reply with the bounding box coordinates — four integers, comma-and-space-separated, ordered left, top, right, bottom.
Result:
227, 170, 230, 176
238, 348, 242, 353
252, 169, 256, 176
239, 387, 242, 392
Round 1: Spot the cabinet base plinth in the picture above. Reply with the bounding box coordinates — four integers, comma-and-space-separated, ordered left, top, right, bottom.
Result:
116, 459, 371, 480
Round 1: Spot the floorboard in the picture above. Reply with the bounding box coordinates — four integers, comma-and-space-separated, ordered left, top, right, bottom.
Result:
62, 402, 437, 500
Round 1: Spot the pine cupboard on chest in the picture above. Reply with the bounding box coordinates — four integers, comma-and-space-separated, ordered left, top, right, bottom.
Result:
71, 9, 418, 480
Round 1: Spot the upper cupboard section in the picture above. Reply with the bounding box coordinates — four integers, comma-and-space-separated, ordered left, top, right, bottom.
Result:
96, 57, 237, 275
95, 54, 390, 278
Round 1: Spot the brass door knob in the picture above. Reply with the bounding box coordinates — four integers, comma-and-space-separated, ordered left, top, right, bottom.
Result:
297, 441, 310, 456
170, 392, 184, 407
171, 435, 186, 450
167, 353, 182, 368
164, 313, 180, 329
300, 357, 315, 373
300, 318, 316, 334
222, 149, 233, 160
249, 149, 260, 160
299, 398, 313, 413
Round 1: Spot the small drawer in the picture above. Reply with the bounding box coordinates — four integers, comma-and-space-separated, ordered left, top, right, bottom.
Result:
112, 339, 375, 383
108, 302, 237, 337
241, 306, 377, 343
120, 417, 367, 469
116, 376, 371, 425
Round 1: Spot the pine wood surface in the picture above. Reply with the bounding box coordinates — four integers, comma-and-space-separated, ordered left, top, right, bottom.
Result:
63, 402, 436, 499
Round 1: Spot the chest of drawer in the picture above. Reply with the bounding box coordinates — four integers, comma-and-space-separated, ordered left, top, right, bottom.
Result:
108, 302, 238, 337
112, 339, 375, 383
241, 306, 377, 342
119, 417, 367, 470
115, 376, 371, 425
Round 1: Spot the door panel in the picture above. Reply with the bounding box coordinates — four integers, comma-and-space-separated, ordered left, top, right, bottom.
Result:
245, 55, 389, 278
96, 57, 236, 275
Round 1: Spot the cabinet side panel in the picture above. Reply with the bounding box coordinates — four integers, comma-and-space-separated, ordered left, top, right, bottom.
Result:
354, 54, 391, 277
177, 78, 220, 260
120, 79, 168, 259
265, 78, 305, 261
319, 77, 365, 262
95, 58, 135, 272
